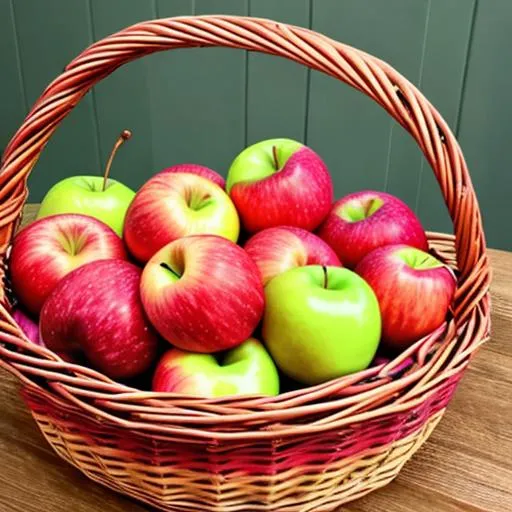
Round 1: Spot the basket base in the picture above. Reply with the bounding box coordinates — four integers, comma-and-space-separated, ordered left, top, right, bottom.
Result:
29, 407, 444, 512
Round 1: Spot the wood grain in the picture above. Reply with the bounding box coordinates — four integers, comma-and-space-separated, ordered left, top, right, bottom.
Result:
1, 206, 510, 512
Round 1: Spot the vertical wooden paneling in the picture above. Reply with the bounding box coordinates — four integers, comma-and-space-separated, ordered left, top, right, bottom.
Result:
0, 1, 27, 161
307, 0, 429, 198
0, 0, 509, 249
12, 0, 100, 201
90, 0, 156, 191
416, 0, 477, 238
148, 0, 192, 174
456, 0, 512, 250
149, 0, 248, 178
246, 0, 310, 145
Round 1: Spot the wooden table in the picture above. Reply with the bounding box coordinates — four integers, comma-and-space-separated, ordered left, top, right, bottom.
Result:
0, 206, 511, 512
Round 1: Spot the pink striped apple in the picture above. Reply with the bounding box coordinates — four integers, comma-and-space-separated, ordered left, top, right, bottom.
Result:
244, 226, 342, 286
140, 235, 264, 353
40, 260, 159, 379
152, 338, 279, 397
226, 139, 333, 233
356, 245, 456, 350
318, 190, 428, 268
124, 171, 239, 262
10, 214, 127, 314
160, 163, 225, 189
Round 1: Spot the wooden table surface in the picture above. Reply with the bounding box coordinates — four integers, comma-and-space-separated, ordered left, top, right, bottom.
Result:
0, 205, 511, 512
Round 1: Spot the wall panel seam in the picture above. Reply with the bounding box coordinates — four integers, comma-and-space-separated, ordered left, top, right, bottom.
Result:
413, 0, 433, 212
8, 0, 28, 114
454, 0, 479, 137
86, 0, 103, 173
303, 0, 313, 145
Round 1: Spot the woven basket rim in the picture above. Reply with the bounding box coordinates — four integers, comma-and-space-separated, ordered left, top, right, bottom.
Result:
0, 15, 491, 439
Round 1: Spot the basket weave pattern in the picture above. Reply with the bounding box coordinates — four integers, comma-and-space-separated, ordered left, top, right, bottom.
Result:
0, 16, 491, 511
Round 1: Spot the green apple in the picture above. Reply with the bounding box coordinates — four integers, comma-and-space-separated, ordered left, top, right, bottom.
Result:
262, 265, 381, 385
226, 138, 303, 193
37, 130, 135, 236
152, 338, 280, 397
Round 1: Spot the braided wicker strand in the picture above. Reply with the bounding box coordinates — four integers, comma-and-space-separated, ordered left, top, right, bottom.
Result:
0, 16, 491, 511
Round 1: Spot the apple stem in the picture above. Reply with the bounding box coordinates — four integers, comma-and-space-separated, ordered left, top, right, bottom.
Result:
272, 145, 279, 170
102, 129, 132, 192
364, 199, 375, 217
322, 265, 328, 289
160, 262, 181, 279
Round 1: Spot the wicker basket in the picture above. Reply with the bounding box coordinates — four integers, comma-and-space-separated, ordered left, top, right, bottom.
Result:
0, 16, 491, 512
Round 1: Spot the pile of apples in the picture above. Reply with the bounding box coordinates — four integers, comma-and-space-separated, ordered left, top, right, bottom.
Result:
9, 132, 456, 397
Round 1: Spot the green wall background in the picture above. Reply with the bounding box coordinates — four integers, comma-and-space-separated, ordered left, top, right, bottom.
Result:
1, 0, 510, 250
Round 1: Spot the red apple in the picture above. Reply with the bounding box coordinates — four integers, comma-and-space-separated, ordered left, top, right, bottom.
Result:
318, 190, 428, 268
140, 235, 264, 353
226, 139, 333, 233
40, 260, 159, 379
244, 226, 342, 286
10, 214, 127, 314
160, 163, 225, 189
123, 171, 239, 262
356, 244, 456, 350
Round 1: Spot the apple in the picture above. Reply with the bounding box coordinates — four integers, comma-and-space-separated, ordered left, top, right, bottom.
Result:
355, 244, 456, 350
12, 308, 42, 346
226, 138, 333, 233
160, 163, 225, 189
140, 235, 264, 353
262, 265, 381, 385
244, 226, 342, 286
37, 130, 135, 236
40, 259, 159, 379
10, 214, 127, 315
152, 338, 279, 397
317, 190, 428, 268
124, 172, 239, 263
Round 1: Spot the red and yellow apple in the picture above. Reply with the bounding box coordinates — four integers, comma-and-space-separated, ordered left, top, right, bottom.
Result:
152, 338, 279, 397
244, 226, 342, 286
10, 214, 127, 314
318, 190, 428, 268
124, 171, 239, 262
140, 235, 264, 353
226, 138, 333, 233
40, 260, 159, 379
356, 244, 456, 350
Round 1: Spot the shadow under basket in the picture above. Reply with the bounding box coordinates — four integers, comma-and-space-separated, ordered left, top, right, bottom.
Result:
0, 15, 491, 512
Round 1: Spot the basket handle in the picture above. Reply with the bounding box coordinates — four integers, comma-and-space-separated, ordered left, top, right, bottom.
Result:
0, 15, 490, 325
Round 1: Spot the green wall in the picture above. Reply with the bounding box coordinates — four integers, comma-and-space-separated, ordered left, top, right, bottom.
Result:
0, 0, 510, 250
